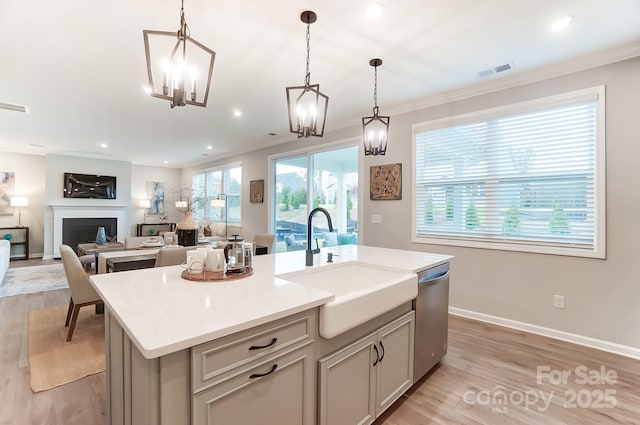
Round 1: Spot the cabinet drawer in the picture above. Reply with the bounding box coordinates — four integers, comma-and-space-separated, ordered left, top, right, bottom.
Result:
192, 309, 315, 393
192, 345, 314, 425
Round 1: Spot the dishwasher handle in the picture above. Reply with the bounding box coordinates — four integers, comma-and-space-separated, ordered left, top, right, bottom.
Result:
419, 270, 449, 284
417, 263, 450, 285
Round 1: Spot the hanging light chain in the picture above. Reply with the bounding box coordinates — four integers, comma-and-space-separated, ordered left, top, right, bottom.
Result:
178, 0, 190, 39
373, 64, 378, 109
304, 21, 311, 87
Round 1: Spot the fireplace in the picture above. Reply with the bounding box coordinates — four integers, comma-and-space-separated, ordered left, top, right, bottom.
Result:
63, 218, 117, 254
51, 205, 127, 258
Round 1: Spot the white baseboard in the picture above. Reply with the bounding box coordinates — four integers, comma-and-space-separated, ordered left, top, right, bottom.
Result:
449, 307, 640, 360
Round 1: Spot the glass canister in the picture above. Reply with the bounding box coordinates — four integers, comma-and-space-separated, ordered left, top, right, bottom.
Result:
243, 242, 253, 270
226, 235, 245, 273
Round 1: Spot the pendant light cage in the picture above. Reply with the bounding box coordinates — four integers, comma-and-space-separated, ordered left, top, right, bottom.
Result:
286, 10, 329, 138
362, 58, 390, 156
143, 0, 216, 108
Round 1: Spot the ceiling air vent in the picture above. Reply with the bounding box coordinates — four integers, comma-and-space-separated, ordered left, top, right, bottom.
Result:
477, 63, 515, 78
0, 102, 28, 113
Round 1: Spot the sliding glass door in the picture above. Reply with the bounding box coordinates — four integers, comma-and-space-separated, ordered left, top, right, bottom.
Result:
273, 145, 358, 253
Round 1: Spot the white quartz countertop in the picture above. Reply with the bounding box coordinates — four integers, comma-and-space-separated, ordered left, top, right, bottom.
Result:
90, 244, 452, 359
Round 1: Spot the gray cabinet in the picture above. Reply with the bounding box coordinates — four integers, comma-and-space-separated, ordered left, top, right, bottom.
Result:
193, 345, 314, 425
105, 308, 317, 425
318, 311, 415, 425
191, 309, 317, 425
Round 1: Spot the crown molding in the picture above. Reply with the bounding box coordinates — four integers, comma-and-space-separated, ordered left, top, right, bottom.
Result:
386, 41, 640, 117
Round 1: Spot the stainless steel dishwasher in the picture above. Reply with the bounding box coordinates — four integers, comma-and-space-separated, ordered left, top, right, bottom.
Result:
412, 262, 450, 383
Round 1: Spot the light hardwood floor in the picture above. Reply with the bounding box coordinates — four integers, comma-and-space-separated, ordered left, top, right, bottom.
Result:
2, 261, 639, 425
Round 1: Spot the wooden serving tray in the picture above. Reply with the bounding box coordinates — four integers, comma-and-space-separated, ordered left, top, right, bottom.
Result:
181, 267, 253, 282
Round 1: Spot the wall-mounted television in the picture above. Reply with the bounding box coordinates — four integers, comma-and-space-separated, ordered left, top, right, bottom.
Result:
63, 173, 117, 199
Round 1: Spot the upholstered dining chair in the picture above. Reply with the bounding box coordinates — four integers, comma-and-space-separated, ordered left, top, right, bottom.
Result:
252, 233, 276, 254
60, 244, 103, 342
154, 246, 196, 267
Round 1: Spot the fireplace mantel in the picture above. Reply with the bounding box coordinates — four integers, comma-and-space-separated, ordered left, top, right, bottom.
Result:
51, 205, 127, 258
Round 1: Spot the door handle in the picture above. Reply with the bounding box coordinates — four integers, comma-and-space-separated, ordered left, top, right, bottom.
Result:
373, 344, 379, 366
249, 364, 278, 379
379, 341, 385, 363
248, 337, 278, 350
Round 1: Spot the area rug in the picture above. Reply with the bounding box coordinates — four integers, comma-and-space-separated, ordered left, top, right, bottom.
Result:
0, 263, 68, 298
28, 304, 105, 392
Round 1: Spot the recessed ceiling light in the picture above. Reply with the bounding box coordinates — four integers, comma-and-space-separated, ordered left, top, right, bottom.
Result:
233, 109, 242, 117
141, 84, 153, 95
366, 3, 384, 20
100, 142, 108, 148
163, 160, 168, 164
207, 145, 213, 150
550, 15, 573, 32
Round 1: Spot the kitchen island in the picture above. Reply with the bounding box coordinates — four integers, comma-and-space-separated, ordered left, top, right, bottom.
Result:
90, 244, 452, 425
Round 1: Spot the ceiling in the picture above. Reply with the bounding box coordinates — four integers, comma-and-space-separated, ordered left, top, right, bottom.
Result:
1, 0, 639, 168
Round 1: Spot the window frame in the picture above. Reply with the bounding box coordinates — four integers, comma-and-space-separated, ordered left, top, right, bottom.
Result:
411, 86, 606, 258
192, 161, 242, 225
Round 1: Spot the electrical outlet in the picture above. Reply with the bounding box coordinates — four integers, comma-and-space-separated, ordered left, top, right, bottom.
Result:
553, 295, 565, 309
371, 214, 382, 224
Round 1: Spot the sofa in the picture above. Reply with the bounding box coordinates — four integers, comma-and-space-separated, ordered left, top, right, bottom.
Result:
0, 240, 10, 284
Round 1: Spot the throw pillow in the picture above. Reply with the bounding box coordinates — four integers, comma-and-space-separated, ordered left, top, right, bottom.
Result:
284, 234, 297, 246
337, 233, 357, 245
322, 232, 338, 247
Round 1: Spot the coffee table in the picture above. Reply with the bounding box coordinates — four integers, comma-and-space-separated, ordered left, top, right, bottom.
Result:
97, 248, 163, 274
106, 254, 157, 273
77, 242, 125, 256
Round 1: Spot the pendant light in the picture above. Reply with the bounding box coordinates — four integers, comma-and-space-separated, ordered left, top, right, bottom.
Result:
362, 58, 390, 156
143, 0, 216, 108
286, 11, 329, 138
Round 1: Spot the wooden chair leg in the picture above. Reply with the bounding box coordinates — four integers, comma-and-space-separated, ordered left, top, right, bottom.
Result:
65, 298, 74, 327
66, 305, 81, 342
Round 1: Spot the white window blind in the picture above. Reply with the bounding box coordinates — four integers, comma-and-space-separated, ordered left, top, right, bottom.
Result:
413, 87, 605, 257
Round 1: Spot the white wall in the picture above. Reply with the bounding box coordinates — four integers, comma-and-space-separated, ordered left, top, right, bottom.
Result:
41, 154, 183, 258
0, 152, 46, 257
188, 57, 640, 352
0, 153, 183, 258
131, 165, 183, 234
364, 57, 640, 352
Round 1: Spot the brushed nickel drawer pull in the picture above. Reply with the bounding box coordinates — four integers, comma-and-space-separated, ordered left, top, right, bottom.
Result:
248, 337, 278, 351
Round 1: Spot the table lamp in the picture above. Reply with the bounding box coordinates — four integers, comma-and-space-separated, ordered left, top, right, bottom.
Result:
210, 194, 227, 240
139, 199, 151, 223
10, 196, 28, 227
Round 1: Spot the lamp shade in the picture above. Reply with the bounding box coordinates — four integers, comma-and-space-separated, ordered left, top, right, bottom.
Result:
10, 196, 28, 207
210, 199, 225, 207
139, 199, 151, 209
175, 201, 188, 208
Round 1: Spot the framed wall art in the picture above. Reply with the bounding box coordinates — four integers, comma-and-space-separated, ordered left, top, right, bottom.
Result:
146, 181, 165, 214
250, 180, 264, 203
0, 171, 15, 215
370, 163, 402, 200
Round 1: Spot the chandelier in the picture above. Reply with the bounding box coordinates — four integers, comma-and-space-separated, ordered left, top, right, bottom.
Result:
286, 11, 329, 138
143, 0, 216, 108
362, 58, 390, 155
